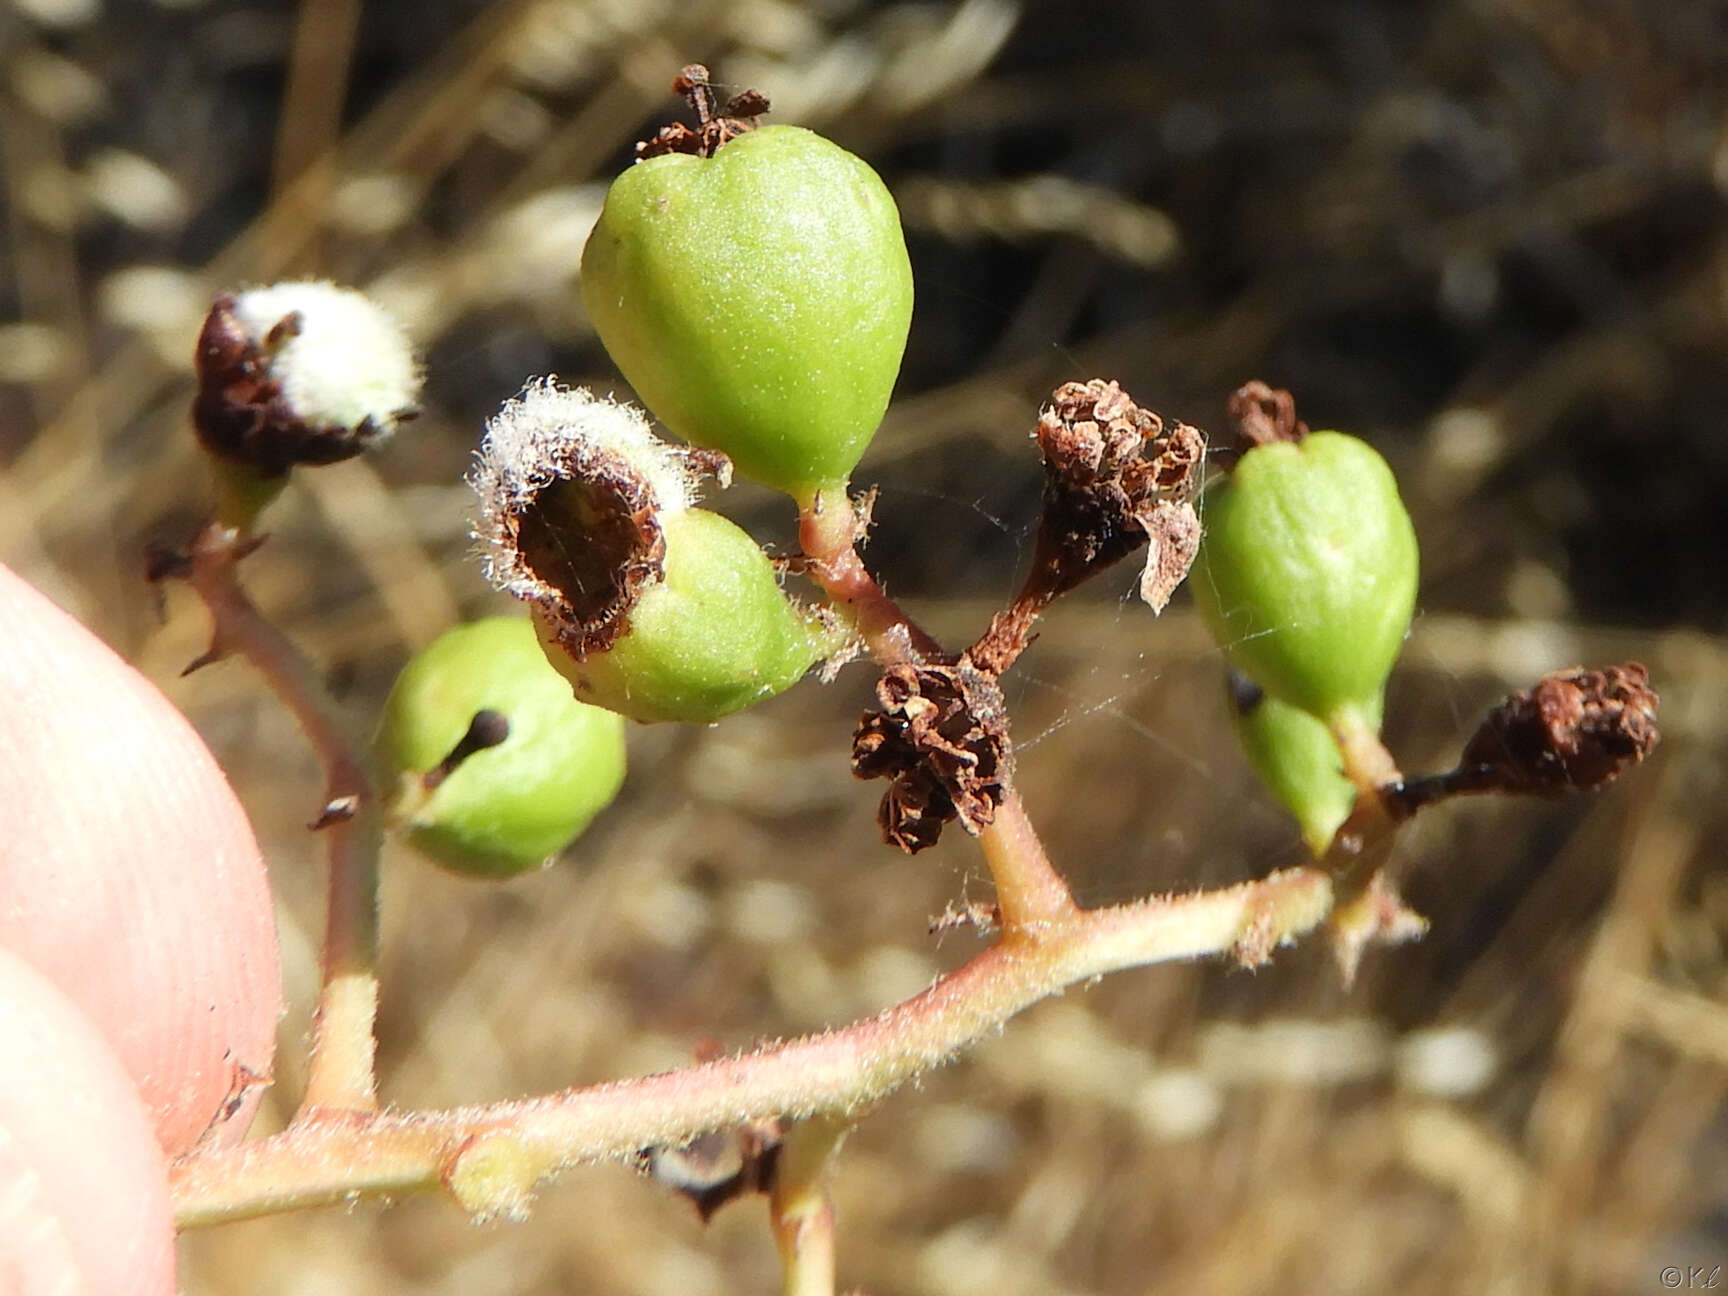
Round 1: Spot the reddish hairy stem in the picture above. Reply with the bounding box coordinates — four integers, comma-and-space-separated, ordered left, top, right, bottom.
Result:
170, 865, 1333, 1226
184, 521, 382, 1113
1330, 706, 1404, 818
977, 793, 1078, 930
796, 490, 1075, 931
797, 487, 942, 663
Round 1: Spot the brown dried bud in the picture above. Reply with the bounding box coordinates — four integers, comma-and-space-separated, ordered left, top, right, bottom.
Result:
1456, 663, 1660, 795
853, 661, 1013, 854
973, 380, 1204, 673
192, 284, 420, 477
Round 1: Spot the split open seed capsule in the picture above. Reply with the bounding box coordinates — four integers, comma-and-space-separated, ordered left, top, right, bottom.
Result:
472, 381, 839, 725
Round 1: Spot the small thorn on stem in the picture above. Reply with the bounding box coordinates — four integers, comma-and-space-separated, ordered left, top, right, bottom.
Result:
1327, 872, 1427, 987
311, 795, 360, 830
182, 645, 227, 676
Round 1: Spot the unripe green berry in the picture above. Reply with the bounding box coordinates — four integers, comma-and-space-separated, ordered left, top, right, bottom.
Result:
581, 125, 913, 501
1227, 671, 1380, 858
534, 507, 833, 724
375, 617, 626, 877
472, 381, 841, 725
1192, 431, 1418, 730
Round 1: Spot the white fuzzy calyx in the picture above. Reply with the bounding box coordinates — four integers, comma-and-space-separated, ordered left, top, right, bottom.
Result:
470, 379, 718, 600
229, 280, 420, 433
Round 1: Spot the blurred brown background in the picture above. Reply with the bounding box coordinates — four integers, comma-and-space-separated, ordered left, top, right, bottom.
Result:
2, 0, 1726, 1292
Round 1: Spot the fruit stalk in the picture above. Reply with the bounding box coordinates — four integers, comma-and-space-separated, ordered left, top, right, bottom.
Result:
173, 521, 382, 1113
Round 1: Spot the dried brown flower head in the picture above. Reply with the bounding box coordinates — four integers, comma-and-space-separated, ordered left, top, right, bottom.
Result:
636, 64, 771, 160
192, 283, 420, 476
1457, 662, 1660, 794
853, 661, 1013, 854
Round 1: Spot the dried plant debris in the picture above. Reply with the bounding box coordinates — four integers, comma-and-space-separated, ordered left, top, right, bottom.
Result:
1225, 379, 1309, 454
929, 898, 1002, 937
637, 64, 770, 159
973, 379, 1204, 675
853, 660, 1013, 854
1030, 379, 1204, 605
1457, 662, 1660, 794
1393, 663, 1660, 811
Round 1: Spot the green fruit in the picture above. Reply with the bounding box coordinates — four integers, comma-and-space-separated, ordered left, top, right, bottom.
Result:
1227, 671, 1380, 858
536, 507, 834, 724
1192, 431, 1418, 730
375, 617, 626, 877
581, 125, 913, 501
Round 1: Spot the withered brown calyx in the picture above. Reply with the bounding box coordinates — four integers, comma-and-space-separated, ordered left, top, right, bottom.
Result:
1223, 379, 1308, 455
1390, 663, 1661, 813
1034, 379, 1205, 605
637, 64, 770, 160
1455, 662, 1660, 794
972, 379, 1205, 676
854, 378, 1205, 854
853, 661, 1013, 855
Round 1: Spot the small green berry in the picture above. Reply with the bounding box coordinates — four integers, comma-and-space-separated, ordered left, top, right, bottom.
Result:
375, 617, 626, 877
581, 124, 913, 501
1192, 430, 1418, 731
533, 506, 834, 724
1227, 670, 1379, 858
472, 381, 841, 726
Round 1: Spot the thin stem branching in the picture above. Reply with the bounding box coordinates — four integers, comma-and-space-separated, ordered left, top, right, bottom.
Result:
171, 864, 1333, 1225
180, 520, 383, 1114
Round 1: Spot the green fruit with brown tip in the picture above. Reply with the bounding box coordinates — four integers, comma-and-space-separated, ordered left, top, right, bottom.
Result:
581, 125, 913, 501
1193, 431, 1418, 733
535, 507, 836, 725
375, 617, 626, 877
